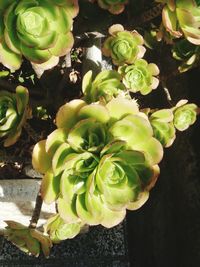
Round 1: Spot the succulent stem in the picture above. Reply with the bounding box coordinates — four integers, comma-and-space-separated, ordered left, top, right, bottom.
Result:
24, 122, 40, 143
29, 191, 43, 229
140, 3, 164, 24
128, 3, 164, 27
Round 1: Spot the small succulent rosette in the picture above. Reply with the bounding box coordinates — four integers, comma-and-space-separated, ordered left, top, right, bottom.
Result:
102, 24, 146, 66
0, 0, 79, 72
118, 59, 160, 95
149, 109, 176, 148
93, 0, 129, 14
157, 0, 200, 44
44, 214, 83, 243
172, 100, 198, 131
82, 70, 127, 103
0, 86, 30, 147
4, 221, 52, 257
32, 97, 163, 230
172, 39, 200, 72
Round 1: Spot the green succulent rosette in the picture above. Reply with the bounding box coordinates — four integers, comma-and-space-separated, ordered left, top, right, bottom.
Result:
102, 24, 146, 66
118, 59, 160, 95
44, 214, 82, 243
4, 221, 52, 257
172, 39, 200, 72
172, 100, 198, 131
157, 0, 200, 45
0, 0, 79, 72
82, 70, 127, 103
149, 109, 176, 147
32, 97, 163, 229
96, 0, 129, 14
0, 86, 30, 147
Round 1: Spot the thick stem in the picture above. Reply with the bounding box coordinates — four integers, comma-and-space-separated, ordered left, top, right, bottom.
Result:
29, 191, 43, 229
140, 3, 164, 24
0, 79, 44, 98
128, 3, 164, 27
23, 122, 40, 143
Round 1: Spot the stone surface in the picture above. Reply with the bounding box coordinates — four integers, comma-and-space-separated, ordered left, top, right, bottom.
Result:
0, 179, 55, 230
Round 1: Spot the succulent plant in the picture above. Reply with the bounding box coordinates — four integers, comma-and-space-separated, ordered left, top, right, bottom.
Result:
118, 59, 160, 95
32, 97, 163, 229
0, 0, 79, 72
172, 39, 200, 72
82, 70, 127, 103
149, 109, 176, 147
173, 100, 198, 131
157, 0, 200, 45
4, 221, 52, 257
102, 24, 146, 66
95, 0, 129, 14
0, 86, 30, 147
44, 214, 82, 243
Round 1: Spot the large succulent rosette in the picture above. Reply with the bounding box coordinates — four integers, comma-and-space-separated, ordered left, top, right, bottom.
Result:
82, 70, 126, 103
96, 0, 129, 14
32, 97, 163, 229
0, 0, 79, 71
102, 24, 146, 66
0, 86, 30, 147
157, 0, 200, 45
4, 221, 52, 257
118, 59, 160, 95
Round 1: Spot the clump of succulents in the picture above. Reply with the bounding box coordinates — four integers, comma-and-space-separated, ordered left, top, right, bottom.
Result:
0, 86, 30, 147
4, 221, 52, 257
1, 0, 200, 258
93, 0, 129, 14
172, 39, 200, 72
118, 59, 160, 95
173, 100, 198, 131
82, 70, 127, 103
102, 24, 146, 66
32, 97, 163, 230
157, 0, 200, 45
44, 214, 82, 243
0, 0, 79, 72
149, 109, 176, 147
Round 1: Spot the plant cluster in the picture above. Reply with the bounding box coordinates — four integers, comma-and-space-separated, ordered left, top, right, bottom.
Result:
0, 0, 199, 258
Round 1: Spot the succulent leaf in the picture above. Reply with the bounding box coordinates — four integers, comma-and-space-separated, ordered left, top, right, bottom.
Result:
94, 0, 129, 14
0, 0, 79, 71
172, 39, 200, 72
44, 214, 81, 243
173, 100, 198, 131
118, 59, 160, 95
150, 109, 176, 147
4, 221, 52, 257
82, 70, 127, 103
0, 86, 30, 147
158, 0, 200, 44
102, 24, 146, 66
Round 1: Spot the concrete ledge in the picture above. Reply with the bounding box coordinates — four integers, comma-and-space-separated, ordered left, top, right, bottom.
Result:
0, 179, 55, 230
